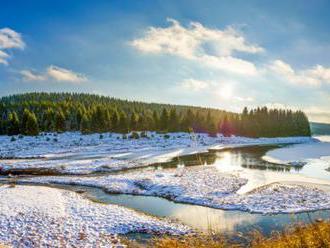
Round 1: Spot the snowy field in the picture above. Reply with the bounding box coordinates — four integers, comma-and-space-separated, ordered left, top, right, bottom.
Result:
0, 132, 315, 175
0, 185, 189, 247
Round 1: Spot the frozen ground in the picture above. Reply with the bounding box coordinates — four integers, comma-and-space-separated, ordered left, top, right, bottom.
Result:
0, 185, 189, 247
19, 165, 330, 214
263, 136, 330, 179
0, 132, 315, 175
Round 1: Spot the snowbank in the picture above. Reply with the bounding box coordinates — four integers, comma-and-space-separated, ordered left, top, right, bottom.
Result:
0, 185, 189, 247
19, 165, 330, 214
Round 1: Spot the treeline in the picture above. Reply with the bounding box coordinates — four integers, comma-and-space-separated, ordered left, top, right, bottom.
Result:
0, 92, 311, 137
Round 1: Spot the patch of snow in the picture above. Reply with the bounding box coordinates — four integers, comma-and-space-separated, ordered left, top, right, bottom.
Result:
263, 142, 330, 165
0, 185, 190, 247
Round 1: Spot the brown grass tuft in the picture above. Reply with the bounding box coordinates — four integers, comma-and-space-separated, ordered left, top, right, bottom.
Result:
126, 220, 330, 248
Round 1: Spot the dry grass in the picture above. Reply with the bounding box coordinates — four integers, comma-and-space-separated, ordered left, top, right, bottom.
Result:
125, 234, 230, 248
125, 220, 330, 248
251, 220, 330, 248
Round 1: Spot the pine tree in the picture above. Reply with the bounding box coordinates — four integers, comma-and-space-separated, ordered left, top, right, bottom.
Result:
25, 111, 39, 136
130, 112, 139, 131
118, 111, 128, 133
220, 116, 233, 137
111, 109, 119, 132
21, 108, 30, 134
152, 110, 160, 131
80, 114, 90, 134
160, 108, 169, 131
169, 108, 178, 132
7, 111, 20, 135
55, 110, 66, 132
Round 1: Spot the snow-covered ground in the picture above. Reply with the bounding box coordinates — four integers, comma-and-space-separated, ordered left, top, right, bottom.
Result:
0, 132, 315, 175
2, 131, 330, 246
0, 185, 189, 247
18, 165, 330, 214
263, 136, 330, 179
263, 139, 330, 165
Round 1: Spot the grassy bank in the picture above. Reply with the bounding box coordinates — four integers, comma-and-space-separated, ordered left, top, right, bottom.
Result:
126, 220, 330, 248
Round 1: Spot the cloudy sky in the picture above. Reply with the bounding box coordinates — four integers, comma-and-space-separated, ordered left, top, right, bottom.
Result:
1, 0, 330, 123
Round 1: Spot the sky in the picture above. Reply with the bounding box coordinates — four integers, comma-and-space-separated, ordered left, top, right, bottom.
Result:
0, 0, 330, 123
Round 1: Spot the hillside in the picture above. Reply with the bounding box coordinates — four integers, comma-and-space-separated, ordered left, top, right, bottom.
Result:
0, 92, 311, 137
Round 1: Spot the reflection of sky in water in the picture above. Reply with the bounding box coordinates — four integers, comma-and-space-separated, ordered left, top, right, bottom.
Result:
64, 185, 330, 235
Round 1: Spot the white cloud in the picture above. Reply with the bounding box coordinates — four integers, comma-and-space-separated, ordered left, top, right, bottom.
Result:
19, 66, 87, 83
234, 96, 254, 102
0, 28, 25, 65
20, 70, 46, 81
0, 50, 9, 65
131, 18, 263, 75
180, 78, 211, 91
268, 60, 330, 86
47, 65, 87, 83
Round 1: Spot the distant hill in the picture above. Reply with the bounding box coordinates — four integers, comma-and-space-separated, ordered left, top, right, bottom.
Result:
0, 92, 311, 137
310, 122, 330, 135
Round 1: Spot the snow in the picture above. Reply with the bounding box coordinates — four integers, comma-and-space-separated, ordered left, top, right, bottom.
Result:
0, 185, 189, 247
262, 137, 330, 180
0, 132, 315, 175
1, 131, 329, 245
263, 142, 330, 165
18, 165, 330, 214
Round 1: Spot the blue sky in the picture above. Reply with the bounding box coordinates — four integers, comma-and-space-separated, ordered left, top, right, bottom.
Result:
1, 0, 330, 123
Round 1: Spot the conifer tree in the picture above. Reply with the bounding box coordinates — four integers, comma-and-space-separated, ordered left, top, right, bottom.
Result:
118, 111, 128, 133
7, 111, 20, 135
220, 116, 233, 137
55, 110, 66, 132
169, 108, 178, 132
160, 108, 169, 131
80, 114, 90, 134
25, 111, 39, 136
130, 112, 139, 131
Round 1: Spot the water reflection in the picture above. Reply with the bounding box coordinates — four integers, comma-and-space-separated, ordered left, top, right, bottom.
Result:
57, 184, 330, 235
151, 145, 300, 173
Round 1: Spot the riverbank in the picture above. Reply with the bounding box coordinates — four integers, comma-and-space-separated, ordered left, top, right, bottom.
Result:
0, 132, 315, 175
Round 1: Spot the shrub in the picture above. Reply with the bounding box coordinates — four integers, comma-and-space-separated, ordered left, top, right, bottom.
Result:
10, 136, 16, 142
129, 132, 140, 139
164, 134, 170, 139
99, 134, 104, 139
141, 131, 148, 138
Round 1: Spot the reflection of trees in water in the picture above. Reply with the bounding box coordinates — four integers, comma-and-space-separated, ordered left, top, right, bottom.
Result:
151, 145, 302, 172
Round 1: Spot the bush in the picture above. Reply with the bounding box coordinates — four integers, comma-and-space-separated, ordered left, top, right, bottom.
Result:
99, 134, 104, 139
140, 131, 148, 138
122, 134, 127, 139
46, 137, 50, 141
10, 136, 16, 142
164, 134, 170, 139
53, 138, 58, 142
129, 132, 140, 139
18, 134, 24, 139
